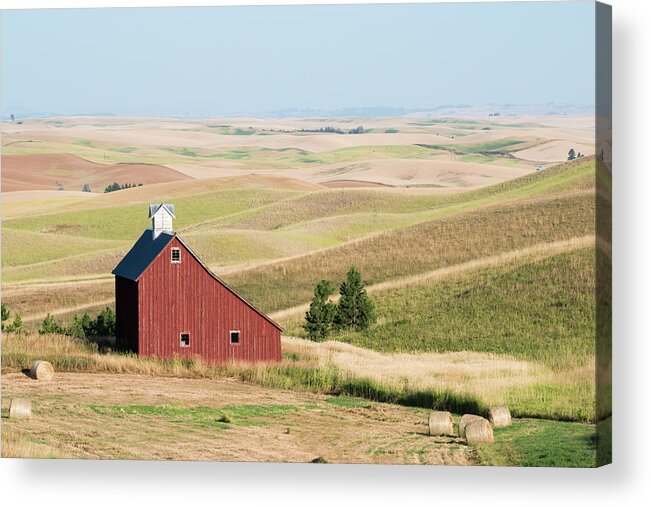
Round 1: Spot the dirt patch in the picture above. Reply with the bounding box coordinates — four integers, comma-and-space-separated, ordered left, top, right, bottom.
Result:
1, 153, 192, 192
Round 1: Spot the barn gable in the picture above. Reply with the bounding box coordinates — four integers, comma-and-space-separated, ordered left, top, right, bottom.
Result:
174, 236, 284, 332
112, 229, 283, 332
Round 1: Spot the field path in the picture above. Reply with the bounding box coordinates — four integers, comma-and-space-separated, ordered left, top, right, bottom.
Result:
269, 235, 594, 321
20, 298, 115, 324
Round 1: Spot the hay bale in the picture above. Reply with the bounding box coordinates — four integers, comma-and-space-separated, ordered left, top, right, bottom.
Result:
465, 418, 494, 444
428, 411, 454, 436
29, 360, 55, 381
458, 414, 484, 439
9, 398, 32, 420
488, 406, 512, 428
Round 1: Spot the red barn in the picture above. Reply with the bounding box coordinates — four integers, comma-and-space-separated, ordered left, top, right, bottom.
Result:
112, 204, 282, 363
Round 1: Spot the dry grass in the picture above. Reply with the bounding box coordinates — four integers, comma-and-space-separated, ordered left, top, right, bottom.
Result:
1, 371, 471, 464
281, 337, 595, 422
2, 279, 114, 324
283, 337, 548, 399
2, 331, 594, 421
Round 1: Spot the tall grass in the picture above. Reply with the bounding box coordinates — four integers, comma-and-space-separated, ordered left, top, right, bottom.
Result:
1, 333, 486, 416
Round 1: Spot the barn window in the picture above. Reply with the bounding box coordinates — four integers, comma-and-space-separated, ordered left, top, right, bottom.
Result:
171, 247, 181, 263
230, 330, 240, 344
180, 333, 190, 347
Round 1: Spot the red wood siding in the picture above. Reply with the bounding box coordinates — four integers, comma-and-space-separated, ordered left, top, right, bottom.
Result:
115, 275, 139, 353
136, 237, 281, 363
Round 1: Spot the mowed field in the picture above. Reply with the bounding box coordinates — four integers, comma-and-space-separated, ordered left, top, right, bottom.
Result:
1, 116, 605, 465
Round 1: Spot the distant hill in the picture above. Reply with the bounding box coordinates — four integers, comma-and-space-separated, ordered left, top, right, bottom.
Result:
1, 153, 192, 193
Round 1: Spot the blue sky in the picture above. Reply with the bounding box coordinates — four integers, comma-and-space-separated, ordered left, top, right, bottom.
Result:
1, 2, 595, 117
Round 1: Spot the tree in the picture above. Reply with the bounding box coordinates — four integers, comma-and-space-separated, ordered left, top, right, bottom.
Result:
82, 183, 92, 192
1, 303, 9, 326
90, 307, 116, 336
40, 314, 64, 335
336, 267, 376, 331
567, 148, 576, 161
1, 303, 23, 333
303, 280, 337, 341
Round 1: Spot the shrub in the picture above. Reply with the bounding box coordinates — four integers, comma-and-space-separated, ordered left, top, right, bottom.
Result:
39, 307, 116, 338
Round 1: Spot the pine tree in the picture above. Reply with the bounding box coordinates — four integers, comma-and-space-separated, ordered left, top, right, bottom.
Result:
336, 267, 376, 331
1, 303, 22, 333
303, 280, 337, 341
1, 303, 9, 330
40, 314, 64, 335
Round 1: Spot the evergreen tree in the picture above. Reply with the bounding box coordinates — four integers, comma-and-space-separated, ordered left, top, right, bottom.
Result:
303, 280, 337, 341
1, 303, 23, 333
82, 183, 92, 192
1, 303, 9, 329
91, 307, 116, 336
567, 148, 576, 160
40, 314, 64, 335
336, 267, 376, 331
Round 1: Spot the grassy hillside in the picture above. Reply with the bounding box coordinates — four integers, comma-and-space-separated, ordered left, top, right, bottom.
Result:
2, 157, 594, 285
295, 248, 595, 367
224, 192, 595, 313
4, 187, 300, 241
222, 157, 594, 231
279, 247, 597, 422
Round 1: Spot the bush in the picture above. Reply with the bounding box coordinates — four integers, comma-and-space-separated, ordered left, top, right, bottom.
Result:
39, 307, 116, 338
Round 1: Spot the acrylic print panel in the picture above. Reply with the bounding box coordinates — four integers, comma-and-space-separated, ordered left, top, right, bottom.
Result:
0, 1, 611, 467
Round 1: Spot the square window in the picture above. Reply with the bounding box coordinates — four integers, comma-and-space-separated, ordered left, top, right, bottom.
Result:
230, 330, 240, 344
180, 333, 190, 347
171, 247, 181, 263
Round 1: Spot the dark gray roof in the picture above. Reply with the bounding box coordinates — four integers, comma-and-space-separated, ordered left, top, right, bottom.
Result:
148, 203, 175, 218
112, 229, 175, 281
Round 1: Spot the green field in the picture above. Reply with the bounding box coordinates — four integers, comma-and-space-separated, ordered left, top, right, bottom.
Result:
473, 418, 597, 467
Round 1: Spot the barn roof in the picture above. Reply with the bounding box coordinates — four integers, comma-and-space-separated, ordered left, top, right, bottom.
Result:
112, 229, 175, 281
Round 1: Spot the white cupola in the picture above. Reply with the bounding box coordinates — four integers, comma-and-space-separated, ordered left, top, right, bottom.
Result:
148, 203, 176, 239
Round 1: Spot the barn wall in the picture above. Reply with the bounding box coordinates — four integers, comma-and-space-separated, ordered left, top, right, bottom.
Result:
137, 237, 281, 363
115, 275, 139, 353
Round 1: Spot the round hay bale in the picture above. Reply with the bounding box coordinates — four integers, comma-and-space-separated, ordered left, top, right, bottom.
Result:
29, 360, 55, 381
465, 418, 494, 444
488, 406, 512, 428
9, 398, 32, 420
458, 414, 484, 439
428, 411, 454, 436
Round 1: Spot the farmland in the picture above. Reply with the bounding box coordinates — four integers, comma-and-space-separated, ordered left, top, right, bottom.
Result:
1, 115, 602, 465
